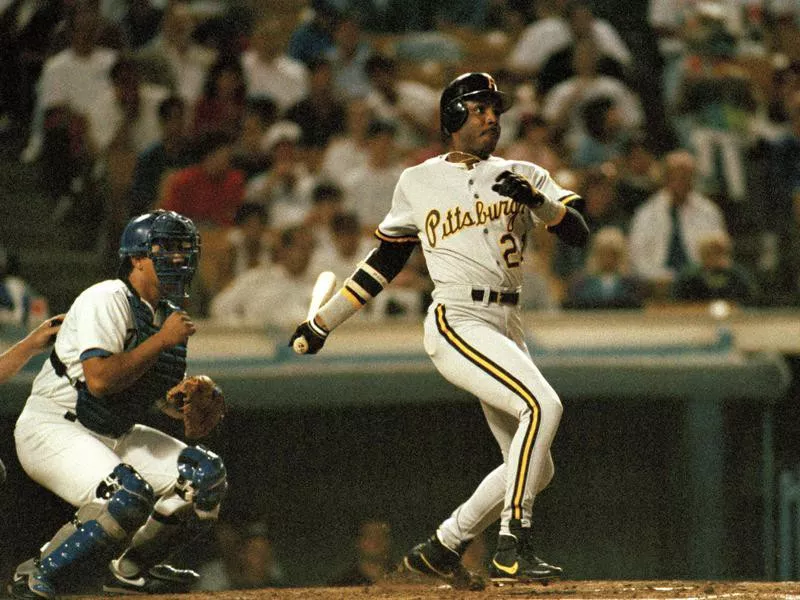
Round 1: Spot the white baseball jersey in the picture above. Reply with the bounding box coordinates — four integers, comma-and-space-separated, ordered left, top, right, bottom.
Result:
378, 154, 575, 292
15, 279, 187, 507
375, 153, 575, 541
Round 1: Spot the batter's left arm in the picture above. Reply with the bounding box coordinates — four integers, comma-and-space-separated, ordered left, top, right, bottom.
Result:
547, 202, 589, 248
302, 239, 418, 342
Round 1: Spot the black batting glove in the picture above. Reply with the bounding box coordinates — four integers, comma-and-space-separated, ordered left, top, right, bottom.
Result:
289, 320, 328, 354
492, 170, 545, 209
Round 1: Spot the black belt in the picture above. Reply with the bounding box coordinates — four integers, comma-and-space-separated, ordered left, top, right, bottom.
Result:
471, 289, 520, 306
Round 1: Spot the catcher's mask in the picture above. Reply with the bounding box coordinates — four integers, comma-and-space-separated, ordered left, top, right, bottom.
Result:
439, 72, 513, 137
119, 210, 200, 304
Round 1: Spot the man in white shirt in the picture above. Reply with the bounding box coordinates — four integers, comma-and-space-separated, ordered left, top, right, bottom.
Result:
23, 3, 118, 163
342, 118, 405, 234
507, 0, 631, 93
628, 150, 728, 297
135, 1, 216, 107
241, 17, 309, 116
210, 225, 318, 330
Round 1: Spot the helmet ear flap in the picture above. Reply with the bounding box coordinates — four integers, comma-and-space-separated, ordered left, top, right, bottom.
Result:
442, 99, 468, 136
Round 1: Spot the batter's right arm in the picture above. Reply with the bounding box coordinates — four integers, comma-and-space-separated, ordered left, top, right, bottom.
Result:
289, 240, 418, 354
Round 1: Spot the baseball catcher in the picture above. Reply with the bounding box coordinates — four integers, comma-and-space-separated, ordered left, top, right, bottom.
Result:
8, 210, 228, 599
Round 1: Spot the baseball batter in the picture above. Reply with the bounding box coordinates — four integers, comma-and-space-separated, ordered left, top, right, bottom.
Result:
8, 210, 227, 599
290, 72, 588, 586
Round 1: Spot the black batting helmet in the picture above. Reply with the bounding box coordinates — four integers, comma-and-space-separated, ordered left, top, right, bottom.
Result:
439, 72, 513, 136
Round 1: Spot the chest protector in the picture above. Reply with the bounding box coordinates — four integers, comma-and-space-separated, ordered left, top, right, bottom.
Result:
75, 291, 186, 437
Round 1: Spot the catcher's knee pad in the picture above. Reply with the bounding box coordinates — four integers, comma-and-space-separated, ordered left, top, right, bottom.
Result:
175, 445, 227, 517
97, 463, 157, 534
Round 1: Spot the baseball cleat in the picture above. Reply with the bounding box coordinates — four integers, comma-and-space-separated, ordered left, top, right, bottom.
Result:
7, 560, 55, 600
102, 559, 198, 595
488, 529, 563, 584
402, 533, 485, 591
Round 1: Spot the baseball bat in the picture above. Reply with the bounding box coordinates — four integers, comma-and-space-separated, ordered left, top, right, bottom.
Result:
293, 271, 338, 355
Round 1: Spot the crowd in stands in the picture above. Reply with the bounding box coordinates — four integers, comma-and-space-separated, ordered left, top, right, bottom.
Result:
0, 0, 799, 335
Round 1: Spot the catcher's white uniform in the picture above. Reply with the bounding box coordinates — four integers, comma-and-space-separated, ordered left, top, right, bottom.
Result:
376, 154, 575, 546
14, 279, 186, 507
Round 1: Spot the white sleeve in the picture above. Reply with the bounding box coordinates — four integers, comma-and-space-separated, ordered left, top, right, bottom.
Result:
376, 170, 419, 240
75, 286, 131, 360
38, 60, 68, 110
594, 20, 632, 66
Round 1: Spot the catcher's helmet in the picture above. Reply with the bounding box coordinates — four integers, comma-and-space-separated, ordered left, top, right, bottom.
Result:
119, 210, 200, 303
439, 72, 513, 136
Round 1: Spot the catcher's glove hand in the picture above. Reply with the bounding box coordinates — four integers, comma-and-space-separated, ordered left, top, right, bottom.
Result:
492, 170, 545, 209
165, 375, 226, 440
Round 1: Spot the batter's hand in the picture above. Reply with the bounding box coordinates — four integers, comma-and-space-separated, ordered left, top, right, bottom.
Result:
492, 171, 544, 209
289, 320, 327, 355
160, 311, 196, 347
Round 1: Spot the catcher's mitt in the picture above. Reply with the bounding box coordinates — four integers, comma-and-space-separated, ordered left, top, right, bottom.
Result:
166, 375, 226, 439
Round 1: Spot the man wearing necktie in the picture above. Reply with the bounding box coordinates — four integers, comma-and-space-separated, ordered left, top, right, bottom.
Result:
628, 150, 729, 300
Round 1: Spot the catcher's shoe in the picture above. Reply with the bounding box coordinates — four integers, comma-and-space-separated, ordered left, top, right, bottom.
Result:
7, 559, 55, 600
488, 524, 563, 584
402, 533, 485, 591
102, 559, 199, 595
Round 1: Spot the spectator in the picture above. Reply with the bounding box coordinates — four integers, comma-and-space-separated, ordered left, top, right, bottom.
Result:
505, 0, 569, 82
563, 226, 644, 310
231, 97, 277, 181
508, 0, 632, 96
117, 0, 163, 50
23, 0, 117, 179
0, 0, 63, 133
194, 520, 286, 591
286, 57, 347, 159
159, 129, 244, 229
341, 118, 404, 234
362, 53, 439, 152
541, 38, 644, 156
136, 0, 217, 107
572, 97, 635, 169
504, 113, 564, 174
305, 181, 346, 256
246, 121, 317, 230
159, 130, 245, 307
210, 225, 318, 330
628, 150, 728, 300
615, 132, 661, 218
309, 211, 377, 284
674, 25, 758, 203
241, 17, 310, 116
287, 0, 339, 66
219, 203, 273, 292
319, 98, 373, 187
129, 95, 191, 217
672, 230, 761, 305
327, 12, 374, 102
97, 55, 171, 255
231, 522, 287, 589
552, 165, 627, 283
191, 57, 247, 137
329, 519, 393, 586
94, 56, 170, 160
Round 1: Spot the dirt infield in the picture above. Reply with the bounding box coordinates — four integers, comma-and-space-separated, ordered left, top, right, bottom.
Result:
60, 579, 800, 599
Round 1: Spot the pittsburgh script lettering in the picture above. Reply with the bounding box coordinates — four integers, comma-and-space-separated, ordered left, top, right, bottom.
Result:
424, 200, 521, 247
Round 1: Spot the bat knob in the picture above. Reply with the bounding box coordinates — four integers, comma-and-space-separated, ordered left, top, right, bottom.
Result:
292, 336, 309, 355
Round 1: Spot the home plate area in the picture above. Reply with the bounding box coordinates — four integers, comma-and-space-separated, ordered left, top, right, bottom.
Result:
56, 579, 800, 599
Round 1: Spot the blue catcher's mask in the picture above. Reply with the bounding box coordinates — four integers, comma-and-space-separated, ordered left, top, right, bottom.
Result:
119, 210, 200, 304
